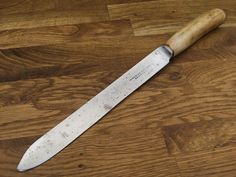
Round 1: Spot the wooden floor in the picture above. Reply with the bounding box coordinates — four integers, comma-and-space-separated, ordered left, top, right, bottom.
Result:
0, 1, 235, 177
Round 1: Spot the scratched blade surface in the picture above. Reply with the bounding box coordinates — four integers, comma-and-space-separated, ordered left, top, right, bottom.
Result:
17, 46, 172, 171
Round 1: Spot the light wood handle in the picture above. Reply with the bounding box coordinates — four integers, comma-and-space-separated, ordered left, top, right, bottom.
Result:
166, 8, 226, 56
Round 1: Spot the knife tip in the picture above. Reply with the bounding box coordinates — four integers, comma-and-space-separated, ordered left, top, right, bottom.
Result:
17, 161, 27, 172
17, 150, 32, 172
17, 138, 54, 172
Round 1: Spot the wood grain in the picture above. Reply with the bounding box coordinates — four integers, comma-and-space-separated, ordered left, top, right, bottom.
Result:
162, 118, 236, 154
0, 0, 235, 177
0, 20, 133, 49
108, 0, 236, 36
176, 147, 236, 177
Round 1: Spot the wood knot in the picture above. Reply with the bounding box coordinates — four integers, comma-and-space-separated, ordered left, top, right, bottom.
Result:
169, 72, 181, 80
78, 164, 85, 169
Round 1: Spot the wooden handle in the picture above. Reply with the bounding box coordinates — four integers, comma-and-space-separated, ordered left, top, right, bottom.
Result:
166, 9, 226, 56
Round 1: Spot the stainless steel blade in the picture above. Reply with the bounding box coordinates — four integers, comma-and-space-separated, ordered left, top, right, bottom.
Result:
17, 45, 173, 171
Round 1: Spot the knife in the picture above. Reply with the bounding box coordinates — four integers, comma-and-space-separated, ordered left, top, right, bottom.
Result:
17, 8, 226, 171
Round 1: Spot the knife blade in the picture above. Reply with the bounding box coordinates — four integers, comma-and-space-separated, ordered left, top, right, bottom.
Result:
17, 8, 225, 171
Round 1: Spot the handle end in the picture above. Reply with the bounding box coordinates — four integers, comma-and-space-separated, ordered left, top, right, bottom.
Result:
166, 9, 226, 56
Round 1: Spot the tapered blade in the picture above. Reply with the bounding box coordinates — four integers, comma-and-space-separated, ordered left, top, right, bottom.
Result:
17, 45, 172, 171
